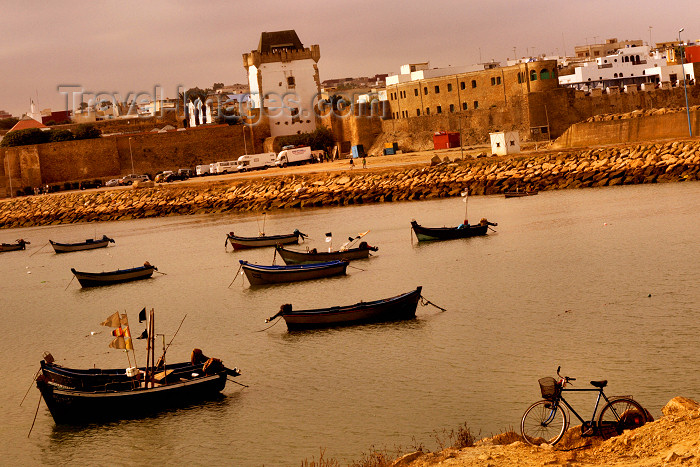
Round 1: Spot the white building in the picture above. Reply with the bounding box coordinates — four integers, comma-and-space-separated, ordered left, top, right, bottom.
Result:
243, 30, 321, 137
385, 61, 500, 87
489, 131, 520, 156
559, 45, 667, 90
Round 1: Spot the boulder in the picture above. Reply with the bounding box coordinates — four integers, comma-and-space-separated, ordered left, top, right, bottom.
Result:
662, 397, 700, 417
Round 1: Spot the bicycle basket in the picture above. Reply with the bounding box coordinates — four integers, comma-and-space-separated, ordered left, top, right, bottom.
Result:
539, 377, 561, 400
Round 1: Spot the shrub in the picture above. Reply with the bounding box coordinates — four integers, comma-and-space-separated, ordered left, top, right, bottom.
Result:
49, 129, 74, 142
73, 124, 101, 140
276, 127, 335, 152
0, 128, 50, 147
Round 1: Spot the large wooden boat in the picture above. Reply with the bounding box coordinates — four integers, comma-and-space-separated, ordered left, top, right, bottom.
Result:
0, 239, 30, 252
266, 286, 423, 330
70, 262, 157, 287
275, 242, 378, 264
504, 189, 538, 198
239, 260, 348, 285
410, 219, 497, 242
50, 235, 115, 253
225, 229, 306, 250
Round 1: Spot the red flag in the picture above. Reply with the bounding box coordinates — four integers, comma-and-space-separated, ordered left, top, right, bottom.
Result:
112, 327, 124, 337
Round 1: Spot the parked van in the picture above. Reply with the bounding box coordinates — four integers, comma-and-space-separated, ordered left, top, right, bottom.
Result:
275, 146, 315, 167
213, 161, 239, 174
196, 164, 212, 176
237, 152, 277, 171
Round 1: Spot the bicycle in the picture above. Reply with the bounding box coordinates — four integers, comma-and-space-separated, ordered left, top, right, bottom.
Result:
520, 366, 649, 446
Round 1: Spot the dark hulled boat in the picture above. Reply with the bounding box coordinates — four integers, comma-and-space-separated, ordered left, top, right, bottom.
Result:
225, 229, 306, 250
504, 190, 538, 198
275, 242, 378, 264
266, 286, 423, 330
239, 260, 348, 285
70, 262, 157, 287
0, 239, 30, 252
410, 219, 497, 242
50, 235, 115, 253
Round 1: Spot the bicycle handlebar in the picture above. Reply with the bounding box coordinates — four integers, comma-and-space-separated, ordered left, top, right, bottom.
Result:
556, 366, 576, 384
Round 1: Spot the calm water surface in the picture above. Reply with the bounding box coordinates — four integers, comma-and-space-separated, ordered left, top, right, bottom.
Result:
1, 181, 698, 466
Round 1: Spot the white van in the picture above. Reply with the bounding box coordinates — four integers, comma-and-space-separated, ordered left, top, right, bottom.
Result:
213, 161, 239, 174
275, 146, 315, 167
196, 164, 212, 176
237, 152, 277, 172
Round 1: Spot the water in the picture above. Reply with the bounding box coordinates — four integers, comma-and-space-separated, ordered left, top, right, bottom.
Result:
1, 181, 699, 466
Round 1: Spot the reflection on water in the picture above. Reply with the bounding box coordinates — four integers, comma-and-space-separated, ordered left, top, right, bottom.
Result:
1, 181, 699, 466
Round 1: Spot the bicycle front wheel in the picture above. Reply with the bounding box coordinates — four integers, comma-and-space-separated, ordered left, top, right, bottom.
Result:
598, 397, 648, 440
521, 400, 568, 446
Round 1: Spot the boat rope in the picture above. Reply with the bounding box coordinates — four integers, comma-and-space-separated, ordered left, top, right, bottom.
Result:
64, 275, 75, 291
27, 393, 42, 438
228, 264, 243, 288
155, 270, 167, 275
227, 377, 249, 388
20, 369, 41, 407
256, 316, 282, 332
272, 248, 278, 265
419, 295, 447, 312
347, 264, 365, 271
29, 241, 50, 257
488, 227, 498, 233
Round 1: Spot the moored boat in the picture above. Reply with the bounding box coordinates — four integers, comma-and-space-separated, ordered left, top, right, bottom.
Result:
225, 229, 306, 250
239, 259, 348, 285
0, 239, 30, 252
265, 286, 423, 330
410, 218, 497, 242
50, 235, 115, 253
275, 242, 378, 264
70, 262, 157, 287
504, 189, 538, 198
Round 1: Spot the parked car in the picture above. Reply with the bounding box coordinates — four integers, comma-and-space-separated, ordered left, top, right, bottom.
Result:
177, 168, 193, 179
154, 171, 174, 183
105, 179, 124, 187
122, 174, 150, 185
79, 179, 103, 190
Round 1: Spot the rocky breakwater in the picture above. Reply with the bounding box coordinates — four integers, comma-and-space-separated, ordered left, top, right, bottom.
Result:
1, 139, 699, 229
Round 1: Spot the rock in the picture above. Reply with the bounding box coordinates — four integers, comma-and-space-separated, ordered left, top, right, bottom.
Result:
662, 397, 700, 417
391, 451, 424, 466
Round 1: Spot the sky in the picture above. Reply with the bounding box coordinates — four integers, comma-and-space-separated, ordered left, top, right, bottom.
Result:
1, 0, 698, 117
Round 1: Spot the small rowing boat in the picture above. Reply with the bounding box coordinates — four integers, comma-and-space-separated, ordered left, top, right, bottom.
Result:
0, 239, 30, 252
225, 229, 307, 250
275, 242, 377, 264
265, 286, 423, 330
410, 218, 497, 242
70, 262, 157, 287
239, 260, 348, 285
50, 235, 115, 253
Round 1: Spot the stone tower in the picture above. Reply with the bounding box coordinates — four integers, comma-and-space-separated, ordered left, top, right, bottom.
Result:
243, 30, 321, 137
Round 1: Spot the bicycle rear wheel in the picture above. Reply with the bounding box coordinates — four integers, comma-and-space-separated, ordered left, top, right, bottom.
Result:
598, 397, 648, 440
521, 400, 568, 446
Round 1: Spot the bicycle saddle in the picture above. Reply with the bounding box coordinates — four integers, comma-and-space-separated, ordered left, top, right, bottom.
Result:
590, 380, 608, 388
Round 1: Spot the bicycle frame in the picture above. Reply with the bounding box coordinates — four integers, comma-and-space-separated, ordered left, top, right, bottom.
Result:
553, 386, 615, 428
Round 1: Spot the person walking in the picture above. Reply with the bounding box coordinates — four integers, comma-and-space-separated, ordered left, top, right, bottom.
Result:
362, 155, 367, 169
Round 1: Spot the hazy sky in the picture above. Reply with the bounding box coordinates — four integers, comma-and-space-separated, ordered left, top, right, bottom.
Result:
1, 0, 698, 117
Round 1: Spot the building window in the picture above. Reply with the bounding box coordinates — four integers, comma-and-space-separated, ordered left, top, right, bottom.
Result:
471, 80, 477, 88
447, 83, 452, 92
491, 77, 496, 85
449, 104, 455, 112
287, 76, 295, 88
614, 73, 618, 78
491, 76, 502, 85
473, 101, 479, 109
434, 85, 440, 94
424, 86, 428, 95
437, 105, 442, 114
416, 109, 420, 116
414, 88, 418, 96
462, 102, 467, 110
426, 107, 430, 115
540, 69, 550, 79
460, 81, 466, 90
530, 70, 537, 81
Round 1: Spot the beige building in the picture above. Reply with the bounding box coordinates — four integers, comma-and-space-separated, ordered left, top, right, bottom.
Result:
574, 38, 643, 59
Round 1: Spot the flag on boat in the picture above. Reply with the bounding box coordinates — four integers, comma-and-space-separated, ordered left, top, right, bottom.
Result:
325, 232, 332, 242
109, 336, 126, 349
136, 329, 148, 339
138, 307, 146, 323
112, 327, 124, 337
123, 326, 133, 350
120, 314, 128, 326
101, 312, 121, 328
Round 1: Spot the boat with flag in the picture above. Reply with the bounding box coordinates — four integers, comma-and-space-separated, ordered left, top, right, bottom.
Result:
70, 262, 157, 287
225, 229, 307, 250
35, 309, 242, 424
0, 238, 30, 252
239, 259, 348, 285
50, 235, 115, 253
410, 218, 497, 241
265, 286, 423, 330
275, 231, 377, 264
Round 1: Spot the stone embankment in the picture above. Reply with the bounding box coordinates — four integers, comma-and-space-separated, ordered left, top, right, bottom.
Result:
1, 139, 699, 229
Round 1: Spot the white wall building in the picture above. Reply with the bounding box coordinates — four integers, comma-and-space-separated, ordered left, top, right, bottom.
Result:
489, 131, 520, 156
385, 62, 499, 88
243, 30, 321, 137
559, 45, 667, 90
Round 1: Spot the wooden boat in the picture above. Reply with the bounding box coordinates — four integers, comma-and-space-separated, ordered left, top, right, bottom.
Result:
276, 242, 378, 264
411, 218, 497, 242
265, 286, 423, 330
225, 229, 307, 250
70, 262, 157, 287
50, 235, 115, 253
239, 260, 348, 285
504, 189, 538, 198
0, 239, 30, 252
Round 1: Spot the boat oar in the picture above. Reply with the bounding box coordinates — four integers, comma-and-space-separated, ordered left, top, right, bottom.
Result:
228, 264, 243, 288
20, 371, 40, 407
29, 241, 50, 257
